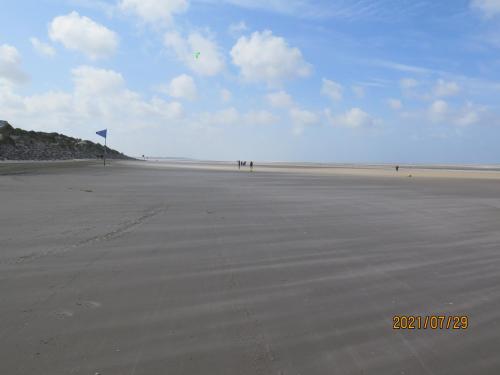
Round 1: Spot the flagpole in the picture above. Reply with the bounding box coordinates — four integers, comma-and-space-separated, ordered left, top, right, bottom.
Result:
96, 129, 107, 166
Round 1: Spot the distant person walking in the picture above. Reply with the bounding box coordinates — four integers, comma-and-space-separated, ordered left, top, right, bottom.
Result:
395, 165, 400, 172
250, 161, 254, 172
238, 160, 241, 169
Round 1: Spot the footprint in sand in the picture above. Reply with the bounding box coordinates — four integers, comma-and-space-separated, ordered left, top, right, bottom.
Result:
53, 310, 74, 319
76, 300, 102, 309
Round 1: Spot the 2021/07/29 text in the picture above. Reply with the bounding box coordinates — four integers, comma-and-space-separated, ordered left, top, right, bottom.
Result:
393, 315, 469, 330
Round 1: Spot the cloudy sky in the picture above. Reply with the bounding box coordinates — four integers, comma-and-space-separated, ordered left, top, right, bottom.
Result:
2, 0, 500, 163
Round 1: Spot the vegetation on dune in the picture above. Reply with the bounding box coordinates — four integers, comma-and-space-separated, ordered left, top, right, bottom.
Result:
0, 121, 131, 161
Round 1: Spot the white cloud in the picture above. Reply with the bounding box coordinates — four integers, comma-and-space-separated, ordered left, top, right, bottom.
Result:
352, 85, 365, 98
289, 107, 319, 135
199, 107, 277, 126
455, 104, 481, 126
267, 90, 293, 108
228, 21, 248, 36
220, 88, 232, 102
200, 107, 240, 126
326, 107, 376, 128
430, 99, 448, 114
429, 99, 449, 122
400, 78, 419, 89
0, 44, 29, 87
243, 110, 278, 125
387, 98, 402, 110
230, 30, 311, 85
49, 12, 118, 60
321, 79, 343, 101
72, 65, 125, 94
400, 78, 460, 101
434, 79, 461, 97
167, 74, 197, 100
71, 66, 184, 123
30, 38, 56, 58
164, 31, 225, 76
369, 59, 431, 74
0, 65, 183, 133
22, 91, 73, 118
427, 100, 486, 126
119, 0, 189, 25
471, 0, 500, 17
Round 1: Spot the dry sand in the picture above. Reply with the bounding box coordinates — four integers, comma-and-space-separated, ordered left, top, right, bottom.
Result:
1, 160, 500, 374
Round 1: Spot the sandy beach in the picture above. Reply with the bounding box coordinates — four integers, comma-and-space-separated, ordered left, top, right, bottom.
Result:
1, 160, 500, 374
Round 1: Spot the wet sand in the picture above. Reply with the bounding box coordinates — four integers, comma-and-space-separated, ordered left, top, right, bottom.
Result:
1, 160, 500, 374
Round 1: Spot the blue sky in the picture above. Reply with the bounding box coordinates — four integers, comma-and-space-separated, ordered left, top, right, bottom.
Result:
2, 0, 500, 163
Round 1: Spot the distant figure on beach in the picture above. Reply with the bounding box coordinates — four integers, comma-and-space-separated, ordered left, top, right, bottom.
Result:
395, 165, 399, 172
250, 161, 254, 171
238, 160, 241, 169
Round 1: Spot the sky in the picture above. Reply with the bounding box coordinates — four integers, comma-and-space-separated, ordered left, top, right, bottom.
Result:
1, 0, 500, 163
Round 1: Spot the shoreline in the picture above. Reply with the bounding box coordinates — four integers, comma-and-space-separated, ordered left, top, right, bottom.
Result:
125, 159, 500, 180
3, 158, 500, 179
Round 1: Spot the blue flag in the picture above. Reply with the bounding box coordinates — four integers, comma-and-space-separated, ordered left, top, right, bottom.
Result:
96, 129, 107, 138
